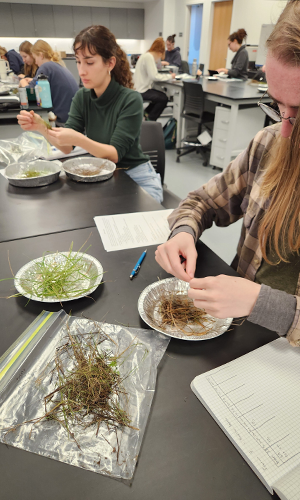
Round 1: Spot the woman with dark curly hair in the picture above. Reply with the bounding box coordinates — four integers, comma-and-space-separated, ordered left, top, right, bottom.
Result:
17, 25, 163, 203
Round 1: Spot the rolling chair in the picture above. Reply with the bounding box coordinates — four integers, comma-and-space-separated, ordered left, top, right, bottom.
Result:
176, 81, 214, 166
139, 121, 165, 185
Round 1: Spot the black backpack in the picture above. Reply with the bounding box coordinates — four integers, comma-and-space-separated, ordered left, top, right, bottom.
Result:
163, 118, 177, 150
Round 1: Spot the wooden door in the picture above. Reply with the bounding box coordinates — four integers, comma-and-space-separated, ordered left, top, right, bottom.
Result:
209, 1, 233, 70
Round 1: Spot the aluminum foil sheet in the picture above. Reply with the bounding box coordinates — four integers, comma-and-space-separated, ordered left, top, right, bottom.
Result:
14, 252, 103, 302
63, 157, 116, 183
0, 312, 169, 480
138, 277, 232, 341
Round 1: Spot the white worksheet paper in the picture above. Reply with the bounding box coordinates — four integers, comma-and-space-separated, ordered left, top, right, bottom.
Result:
94, 209, 173, 251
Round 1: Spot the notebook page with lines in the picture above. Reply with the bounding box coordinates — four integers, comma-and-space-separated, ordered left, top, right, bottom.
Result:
273, 464, 300, 500
191, 338, 300, 497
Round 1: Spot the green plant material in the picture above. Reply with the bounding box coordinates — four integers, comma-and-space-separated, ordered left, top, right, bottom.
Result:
42, 330, 134, 435
17, 169, 50, 178
5, 323, 139, 448
1, 238, 102, 302
145, 289, 215, 336
19, 248, 98, 300
41, 118, 52, 130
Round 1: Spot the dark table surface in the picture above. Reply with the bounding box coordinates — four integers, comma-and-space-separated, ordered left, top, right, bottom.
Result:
0, 227, 278, 500
169, 77, 267, 101
0, 169, 161, 243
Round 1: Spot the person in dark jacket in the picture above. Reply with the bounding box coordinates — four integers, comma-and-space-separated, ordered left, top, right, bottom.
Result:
0, 46, 24, 75
161, 34, 182, 67
217, 29, 248, 81
19, 39, 78, 124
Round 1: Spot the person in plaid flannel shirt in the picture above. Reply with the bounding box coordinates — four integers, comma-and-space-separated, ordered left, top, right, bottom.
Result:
156, 0, 300, 347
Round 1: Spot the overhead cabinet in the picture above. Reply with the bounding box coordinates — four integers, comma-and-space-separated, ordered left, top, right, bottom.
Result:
32, 5, 55, 38
72, 6, 92, 36
52, 6, 74, 38
11, 3, 35, 38
0, 3, 144, 39
91, 7, 110, 28
0, 4, 14, 37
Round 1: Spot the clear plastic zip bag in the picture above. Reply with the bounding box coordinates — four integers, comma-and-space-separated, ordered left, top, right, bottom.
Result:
0, 131, 52, 168
0, 310, 169, 480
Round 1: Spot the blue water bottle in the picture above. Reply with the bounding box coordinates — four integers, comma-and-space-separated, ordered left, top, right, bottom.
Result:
37, 74, 53, 108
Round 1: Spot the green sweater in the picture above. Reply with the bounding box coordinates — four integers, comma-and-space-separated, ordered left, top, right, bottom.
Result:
65, 78, 149, 169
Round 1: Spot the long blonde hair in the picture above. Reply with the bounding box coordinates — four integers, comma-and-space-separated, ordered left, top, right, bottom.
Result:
258, 0, 300, 263
19, 41, 38, 78
31, 40, 66, 67
0, 46, 7, 57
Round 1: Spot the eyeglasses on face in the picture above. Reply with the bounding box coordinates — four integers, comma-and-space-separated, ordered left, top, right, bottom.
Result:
257, 91, 296, 126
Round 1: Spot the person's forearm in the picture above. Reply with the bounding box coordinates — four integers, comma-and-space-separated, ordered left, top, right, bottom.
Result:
75, 135, 118, 163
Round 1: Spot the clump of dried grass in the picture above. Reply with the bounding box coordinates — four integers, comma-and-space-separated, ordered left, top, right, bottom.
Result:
5, 324, 138, 448
144, 287, 215, 336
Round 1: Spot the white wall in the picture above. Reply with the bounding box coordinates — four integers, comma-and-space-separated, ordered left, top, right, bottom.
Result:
157, 0, 288, 71
225, 0, 288, 67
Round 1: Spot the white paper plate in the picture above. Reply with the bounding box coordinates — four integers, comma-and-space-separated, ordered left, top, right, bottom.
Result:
138, 278, 232, 341
14, 252, 103, 302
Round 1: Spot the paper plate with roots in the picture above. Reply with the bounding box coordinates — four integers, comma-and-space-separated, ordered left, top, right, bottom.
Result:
138, 277, 232, 341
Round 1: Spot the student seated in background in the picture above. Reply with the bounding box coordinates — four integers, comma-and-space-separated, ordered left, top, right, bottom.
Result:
18, 41, 38, 79
19, 40, 78, 125
217, 29, 248, 81
17, 26, 163, 204
161, 34, 182, 68
155, 0, 300, 347
133, 38, 175, 121
0, 46, 24, 75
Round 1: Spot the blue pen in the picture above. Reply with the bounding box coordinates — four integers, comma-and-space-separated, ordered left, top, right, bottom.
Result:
130, 250, 147, 280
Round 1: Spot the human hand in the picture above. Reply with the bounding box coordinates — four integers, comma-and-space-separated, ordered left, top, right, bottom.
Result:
19, 78, 31, 87
47, 127, 81, 147
17, 110, 45, 132
216, 68, 228, 75
188, 275, 261, 318
18, 74, 25, 79
161, 61, 169, 66
196, 69, 202, 76
170, 72, 176, 79
155, 232, 197, 282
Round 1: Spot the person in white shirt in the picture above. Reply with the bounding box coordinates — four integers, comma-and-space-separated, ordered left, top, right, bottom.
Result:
133, 38, 175, 121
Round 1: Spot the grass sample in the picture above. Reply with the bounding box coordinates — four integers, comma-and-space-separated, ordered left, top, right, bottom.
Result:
40, 326, 136, 444
17, 169, 50, 178
18, 247, 99, 300
144, 288, 215, 336
5, 323, 138, 450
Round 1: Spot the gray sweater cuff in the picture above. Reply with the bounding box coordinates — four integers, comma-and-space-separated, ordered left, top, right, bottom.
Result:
169, 225, 196, 241
248, 284, 297, 336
